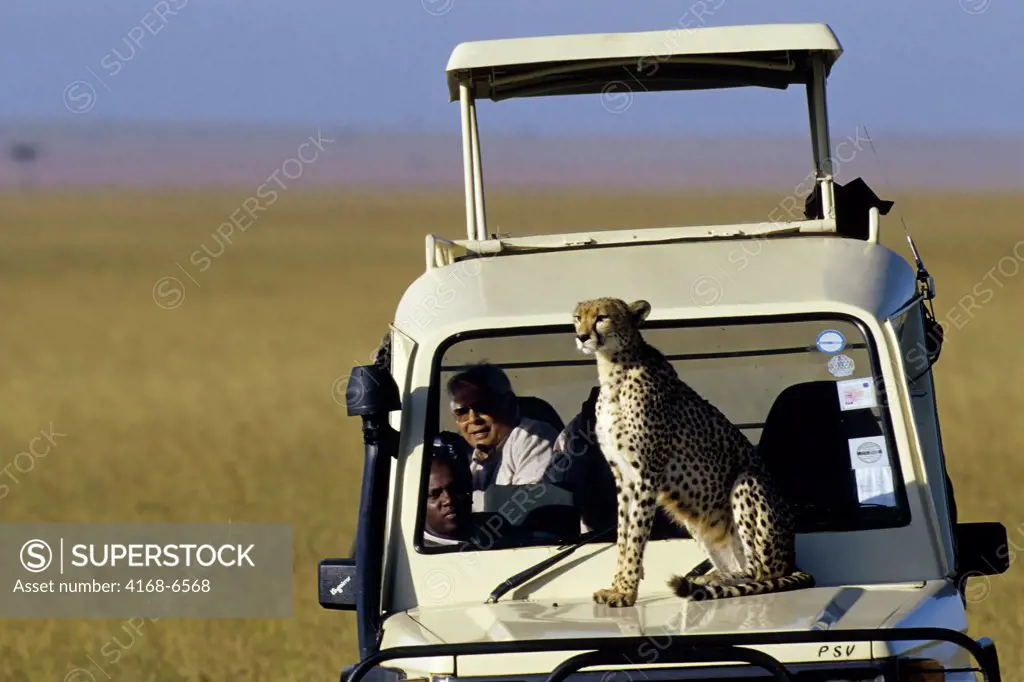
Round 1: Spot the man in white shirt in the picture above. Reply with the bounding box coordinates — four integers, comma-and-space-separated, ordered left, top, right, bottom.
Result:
447, 364, 559, 492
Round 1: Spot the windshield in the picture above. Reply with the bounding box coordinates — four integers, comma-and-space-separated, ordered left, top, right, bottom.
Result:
415, 316, 910, 554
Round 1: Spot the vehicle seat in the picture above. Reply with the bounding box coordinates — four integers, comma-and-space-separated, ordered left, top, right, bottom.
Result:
518, 395, 566, 432
757, 380, 884, 531
517, 504, 582, 544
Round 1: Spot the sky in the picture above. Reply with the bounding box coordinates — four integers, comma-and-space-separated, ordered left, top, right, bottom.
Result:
2, 0, 1022, 137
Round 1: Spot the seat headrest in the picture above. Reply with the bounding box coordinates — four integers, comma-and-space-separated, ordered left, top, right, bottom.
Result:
517, 395, 566, 432
760, 381, 881, 453
758, 380, 883, 529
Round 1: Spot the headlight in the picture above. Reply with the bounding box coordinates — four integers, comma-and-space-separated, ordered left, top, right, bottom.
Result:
896, 658, 947, 682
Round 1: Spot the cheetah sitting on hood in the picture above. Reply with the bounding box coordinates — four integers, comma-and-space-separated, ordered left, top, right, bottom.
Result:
572, 296, 814, 606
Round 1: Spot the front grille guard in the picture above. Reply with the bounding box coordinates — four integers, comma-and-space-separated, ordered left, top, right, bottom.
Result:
343, 627, 1000, 682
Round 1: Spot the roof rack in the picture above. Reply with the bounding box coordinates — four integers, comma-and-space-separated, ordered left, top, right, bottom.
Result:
444, 23, 842, 245
446, 23, 842, 102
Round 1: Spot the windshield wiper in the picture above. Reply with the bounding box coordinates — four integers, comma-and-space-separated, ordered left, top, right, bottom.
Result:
486, 525, 615, 603
485, 526, 713, 604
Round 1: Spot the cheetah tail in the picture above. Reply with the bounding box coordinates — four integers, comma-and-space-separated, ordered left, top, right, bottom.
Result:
669, 571, 815, 601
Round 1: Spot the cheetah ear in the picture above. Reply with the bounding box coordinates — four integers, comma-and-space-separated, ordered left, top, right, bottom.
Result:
628, 300, 651, 326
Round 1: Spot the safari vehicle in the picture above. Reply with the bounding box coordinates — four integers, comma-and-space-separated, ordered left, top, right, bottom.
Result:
319, 22, 1010, 682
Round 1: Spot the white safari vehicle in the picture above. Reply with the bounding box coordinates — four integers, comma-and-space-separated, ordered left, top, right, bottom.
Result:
320, 22, 1009, 682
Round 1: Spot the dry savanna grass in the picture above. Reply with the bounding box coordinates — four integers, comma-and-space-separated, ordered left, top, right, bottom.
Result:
0, 188, 1021, 681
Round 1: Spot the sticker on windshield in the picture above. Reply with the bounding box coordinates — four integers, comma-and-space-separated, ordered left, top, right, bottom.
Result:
855, 468, 895, 507
847, 436, 897, 503
827, 354, 855, 378
848, 436, 896, 506
848, 436, 887, 467
816, 329, 846, 354
837, 377, 877, 411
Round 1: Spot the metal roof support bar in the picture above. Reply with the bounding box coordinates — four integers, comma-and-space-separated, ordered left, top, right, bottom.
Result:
469, 95, 488, 240
459, 80, 477, 241
807, 54, 835, 220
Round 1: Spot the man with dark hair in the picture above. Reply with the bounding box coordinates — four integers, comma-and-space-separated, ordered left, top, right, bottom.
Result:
423, 454, 474, 546
446, 363, 558, 492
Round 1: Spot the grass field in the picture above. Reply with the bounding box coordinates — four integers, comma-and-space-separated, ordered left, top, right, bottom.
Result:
0, 188, 1021, 681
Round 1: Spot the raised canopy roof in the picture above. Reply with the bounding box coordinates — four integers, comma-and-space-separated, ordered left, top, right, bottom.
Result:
445, 23, 843, 102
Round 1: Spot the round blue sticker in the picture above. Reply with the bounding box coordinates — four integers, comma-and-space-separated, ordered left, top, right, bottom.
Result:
816, 329, 846, 354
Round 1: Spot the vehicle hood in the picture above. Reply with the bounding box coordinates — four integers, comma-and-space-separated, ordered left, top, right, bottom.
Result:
401, 584, 931, 645
379, 582, 970, 677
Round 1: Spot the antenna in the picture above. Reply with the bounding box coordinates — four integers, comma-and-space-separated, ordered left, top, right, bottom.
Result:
862, 126, 935, 302
863, 125, 943, 377
902, 217, 935, 301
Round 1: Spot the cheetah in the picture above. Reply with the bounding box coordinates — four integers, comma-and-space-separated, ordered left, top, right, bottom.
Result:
572, 297, 814, 607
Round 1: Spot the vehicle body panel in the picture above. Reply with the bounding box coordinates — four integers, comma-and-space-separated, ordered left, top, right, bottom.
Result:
393, 236, 918, 343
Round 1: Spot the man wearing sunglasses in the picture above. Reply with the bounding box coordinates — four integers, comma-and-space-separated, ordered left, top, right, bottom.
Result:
447, 363, 559, 492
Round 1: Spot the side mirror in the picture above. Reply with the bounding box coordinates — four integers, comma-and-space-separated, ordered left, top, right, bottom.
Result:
956, 522, 1009, 576
346, 365, 401, 417
319, 558, 358, 610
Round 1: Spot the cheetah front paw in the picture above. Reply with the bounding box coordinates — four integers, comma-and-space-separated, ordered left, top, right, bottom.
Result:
593, 587, 637, 607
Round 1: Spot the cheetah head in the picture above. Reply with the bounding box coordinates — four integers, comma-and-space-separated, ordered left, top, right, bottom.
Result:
573, 298, 651, 356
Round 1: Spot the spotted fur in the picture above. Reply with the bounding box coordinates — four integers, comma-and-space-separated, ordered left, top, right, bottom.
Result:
573, 297, 814, 606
